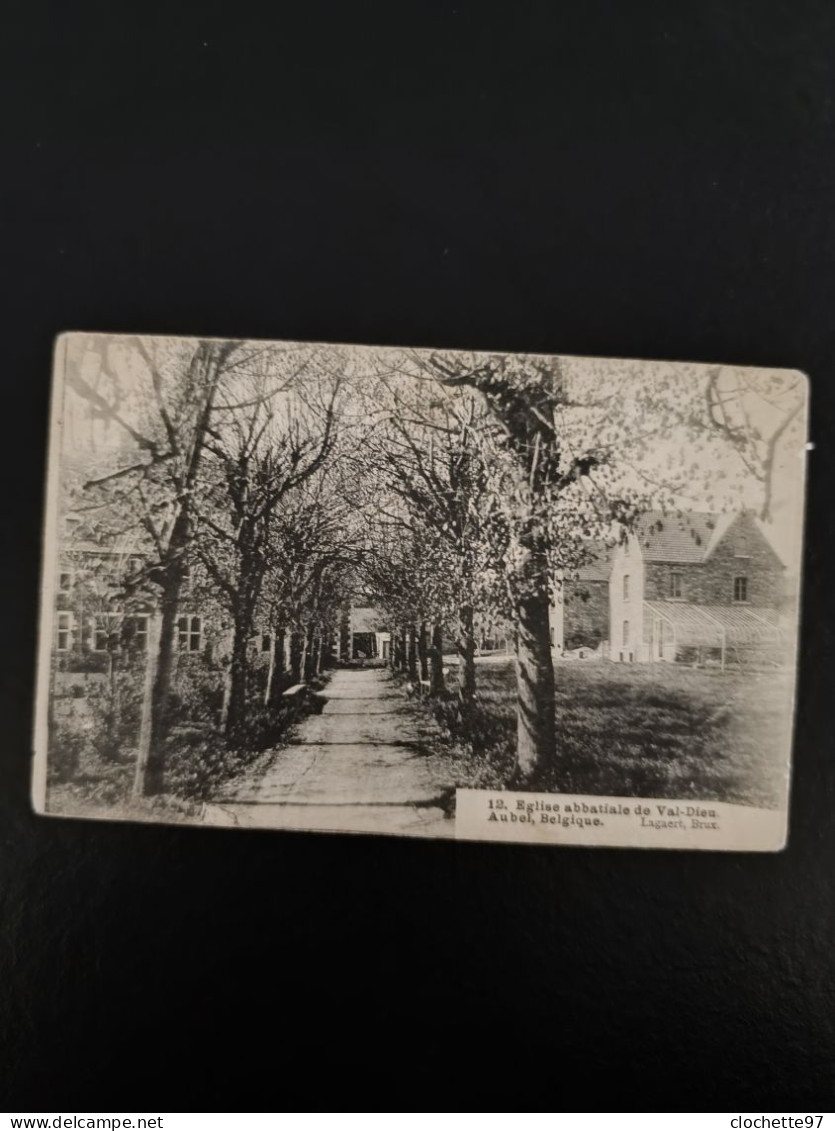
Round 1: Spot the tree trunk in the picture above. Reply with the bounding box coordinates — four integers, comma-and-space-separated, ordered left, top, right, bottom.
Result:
226, 602, 256, 741
407, 624, 418, 680
290, 631, 303, 683
312, 632, 322, 678
105, 648, 120, 755
429, 622, 446, 696
264, 630, 276, 707
457, 603, 476, 701
513, 574, 556, 783
400, 626, 408, 673
138, 588, 183, 794
418, 621, 429, 682
300, 626, 312, 682
134, 514, 191, 796
219, 664, 232, 731
265, 628, 286, 708
134, 611, 164, 796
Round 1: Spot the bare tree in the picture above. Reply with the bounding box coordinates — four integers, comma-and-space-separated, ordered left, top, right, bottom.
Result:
360, 515, 453, 695
362, 379, 494, 701
703, 367, 806, 522
192, 360, 342, 739
416, 348, 803, 782
260, 468, 361, 697
65, 335, 246, 793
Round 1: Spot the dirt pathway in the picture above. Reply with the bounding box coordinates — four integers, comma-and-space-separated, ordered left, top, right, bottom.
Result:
203, 667, 454, 836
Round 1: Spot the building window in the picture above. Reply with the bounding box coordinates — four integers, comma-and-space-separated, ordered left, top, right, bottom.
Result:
56, 612, 73, 652
669, 572, 682, 599
623, 620, 630, 647
91, 614, 118, 652
733, 576, 748, 603
124, 557, 144, 588
549, 626, 555, 646
58, 570, 73, 594
177, 615, 203, 652
125, 614, 149, 652
623, 574, 630, 600
261, 633, 271, 653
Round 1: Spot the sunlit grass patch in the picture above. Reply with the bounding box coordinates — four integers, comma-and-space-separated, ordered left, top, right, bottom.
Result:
424, 659, 792, 807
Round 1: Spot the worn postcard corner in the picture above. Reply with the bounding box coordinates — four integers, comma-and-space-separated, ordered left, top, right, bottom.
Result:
33, 333, 807, 850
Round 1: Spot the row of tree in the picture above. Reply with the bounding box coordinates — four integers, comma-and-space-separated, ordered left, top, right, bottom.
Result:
346, 349, 804, 780
61, 334, 805, 792
64, 336, 361, 794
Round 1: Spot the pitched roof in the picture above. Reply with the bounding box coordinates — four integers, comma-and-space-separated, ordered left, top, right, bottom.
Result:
568, 541, 613, 581
633, 511, 723, 563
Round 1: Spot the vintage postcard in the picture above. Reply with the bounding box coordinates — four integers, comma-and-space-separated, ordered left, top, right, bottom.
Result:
33, 334, 807, 849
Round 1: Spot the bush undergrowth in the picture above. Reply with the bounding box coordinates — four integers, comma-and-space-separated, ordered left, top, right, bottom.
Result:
48, 671, 330, 812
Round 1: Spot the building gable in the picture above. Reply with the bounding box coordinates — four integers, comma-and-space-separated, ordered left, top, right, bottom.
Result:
704, 510, 785, 570
633, 509, 784, 569
636, 510, 784, 609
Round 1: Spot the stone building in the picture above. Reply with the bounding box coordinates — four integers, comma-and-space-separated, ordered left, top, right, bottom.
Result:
335, 603, 390, 661
549, 542, 613, 656
608, 510, 785, 664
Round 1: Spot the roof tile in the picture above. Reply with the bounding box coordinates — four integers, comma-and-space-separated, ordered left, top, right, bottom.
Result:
634, 510, 720, 563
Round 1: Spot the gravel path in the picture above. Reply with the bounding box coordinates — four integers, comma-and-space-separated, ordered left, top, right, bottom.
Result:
203, 667, 454, 837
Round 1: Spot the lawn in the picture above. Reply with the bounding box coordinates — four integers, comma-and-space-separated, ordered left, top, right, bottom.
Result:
423, 658, 794, 808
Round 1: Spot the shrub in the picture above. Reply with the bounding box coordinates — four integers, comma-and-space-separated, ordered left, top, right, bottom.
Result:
227, 688, 326, 751
163, 732, 240, 801
168, 663, 225, 726
565, 629, 604, 652
163, 685, 328, 801
89, 673, 144, 761
48, 725, 87, 782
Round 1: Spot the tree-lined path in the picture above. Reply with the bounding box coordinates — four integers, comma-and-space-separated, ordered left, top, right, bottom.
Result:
203, 668, 454, 835
53, 335, 804, 822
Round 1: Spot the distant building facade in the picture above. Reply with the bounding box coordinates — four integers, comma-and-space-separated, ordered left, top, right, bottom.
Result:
549, 542, 613, 656
609, 510, 785, 663
339, 604, 390, 661
549, 512, 787, 664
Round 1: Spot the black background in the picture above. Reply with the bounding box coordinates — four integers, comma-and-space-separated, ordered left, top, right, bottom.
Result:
2, 0, 834, 1107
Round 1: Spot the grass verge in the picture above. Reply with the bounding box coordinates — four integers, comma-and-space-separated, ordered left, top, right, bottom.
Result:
46, 674, 331, 820
413, 659, 793, 808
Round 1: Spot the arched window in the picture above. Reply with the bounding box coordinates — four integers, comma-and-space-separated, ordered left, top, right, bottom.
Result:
177, 615, 203, 652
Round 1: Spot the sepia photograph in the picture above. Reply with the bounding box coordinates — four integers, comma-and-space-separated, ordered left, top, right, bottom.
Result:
33, 334, 806, 848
